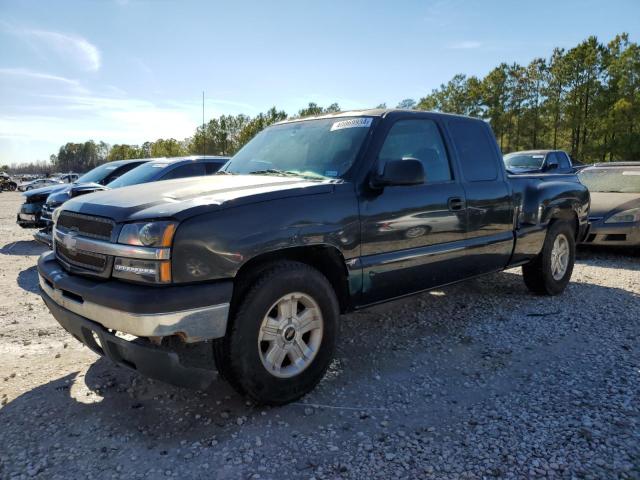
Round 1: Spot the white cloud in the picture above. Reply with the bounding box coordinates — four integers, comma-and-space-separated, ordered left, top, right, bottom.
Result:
0, 67, 82, 87
1, 93, 200, 147
448, 41, 482, 50
2, 22, 101, 71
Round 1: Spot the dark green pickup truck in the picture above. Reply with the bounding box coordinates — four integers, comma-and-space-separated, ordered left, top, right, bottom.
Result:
37, 109, 590, 404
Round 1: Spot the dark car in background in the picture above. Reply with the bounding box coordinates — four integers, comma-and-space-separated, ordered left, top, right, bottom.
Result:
34, 156, 229, 246
33, 159, 149, 244
104, 155, 229, 191
504, 150, 575, 174
0, 172, 18, 191
19, 159, 148, 231
579, 162, 640, 247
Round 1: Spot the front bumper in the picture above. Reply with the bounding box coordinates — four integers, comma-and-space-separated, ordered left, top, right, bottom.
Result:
37, 251, 233, 342
41, 291, 216, 390
33, 228, 52, 247
581, 219, 640, 246
17, 202, 45, 228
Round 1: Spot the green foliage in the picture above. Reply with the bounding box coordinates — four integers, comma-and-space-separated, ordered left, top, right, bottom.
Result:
396, 98, 417, 110
296, 102, 341, 118
417, 33, 640, 162
54, 141, 110, 172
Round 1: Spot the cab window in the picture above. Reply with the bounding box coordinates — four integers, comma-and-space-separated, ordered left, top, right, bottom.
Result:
377, 119, 452, 183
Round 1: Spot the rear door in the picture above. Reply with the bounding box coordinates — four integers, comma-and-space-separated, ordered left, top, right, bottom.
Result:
359, 115, 469, 304
445, 119, 515, 275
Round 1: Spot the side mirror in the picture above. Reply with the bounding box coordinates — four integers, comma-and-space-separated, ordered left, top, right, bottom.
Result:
545, 161, 558, 171
371, 158, 425, 188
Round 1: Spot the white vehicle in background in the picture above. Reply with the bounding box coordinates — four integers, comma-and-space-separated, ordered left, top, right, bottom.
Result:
17, 178, 63, 192
17, 173, 78, 191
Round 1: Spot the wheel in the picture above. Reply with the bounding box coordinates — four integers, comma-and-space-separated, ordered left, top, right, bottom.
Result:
404, 226, 428, 239
522, 220, 575, 295
214, 261, 339, 405
8, 182, 16, 191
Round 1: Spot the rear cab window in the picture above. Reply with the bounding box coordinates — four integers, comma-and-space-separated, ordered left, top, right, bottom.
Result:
447, 119, 501, 182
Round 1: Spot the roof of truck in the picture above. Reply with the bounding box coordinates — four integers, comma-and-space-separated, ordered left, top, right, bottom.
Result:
275, 108, 481, 125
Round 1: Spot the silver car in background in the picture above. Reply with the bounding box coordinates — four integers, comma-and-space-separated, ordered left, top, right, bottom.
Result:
579, 162, 640, 247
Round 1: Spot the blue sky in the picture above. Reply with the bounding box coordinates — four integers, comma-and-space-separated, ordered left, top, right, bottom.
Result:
1, 0, 639, 164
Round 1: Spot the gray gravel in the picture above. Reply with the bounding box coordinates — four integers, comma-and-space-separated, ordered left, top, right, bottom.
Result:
0, 191, 638, 479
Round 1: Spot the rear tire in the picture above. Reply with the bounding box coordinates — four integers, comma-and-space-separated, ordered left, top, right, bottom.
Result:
214, 261, 339, 405
523, 220, 575, 295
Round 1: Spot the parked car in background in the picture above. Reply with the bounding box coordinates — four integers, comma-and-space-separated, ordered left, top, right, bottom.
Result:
52, 173, 80, 183
504, 150, 575, 174
579, 162, 640, 247
17, 177, 63, 192
34, 156, 229, 246
32, 158, 149, 246
0, 172, 18, 191
37, 110, 589, 405
105, 155, 229, 190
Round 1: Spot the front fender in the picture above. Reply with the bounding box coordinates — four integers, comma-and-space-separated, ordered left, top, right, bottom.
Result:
170, 185, 360, 283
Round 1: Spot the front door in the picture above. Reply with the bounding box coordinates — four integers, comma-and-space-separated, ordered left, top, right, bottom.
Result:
358, 117, 469, 305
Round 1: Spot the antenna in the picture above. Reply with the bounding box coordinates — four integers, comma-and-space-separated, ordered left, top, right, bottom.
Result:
202, 91, 205, 157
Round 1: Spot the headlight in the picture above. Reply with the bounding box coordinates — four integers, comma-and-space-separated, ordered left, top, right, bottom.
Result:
605, 208, 640, 224
118, 221, 177, 247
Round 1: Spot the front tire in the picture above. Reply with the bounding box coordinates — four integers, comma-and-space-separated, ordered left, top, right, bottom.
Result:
214, 261, 339, 405
522, 220, 575, 295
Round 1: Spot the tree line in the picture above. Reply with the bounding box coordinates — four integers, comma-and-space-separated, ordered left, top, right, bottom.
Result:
6, 33, 638, 174
417, 33, 639, 162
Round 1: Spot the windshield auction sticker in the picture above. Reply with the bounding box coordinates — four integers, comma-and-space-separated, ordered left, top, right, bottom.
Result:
330, 118, 373, 131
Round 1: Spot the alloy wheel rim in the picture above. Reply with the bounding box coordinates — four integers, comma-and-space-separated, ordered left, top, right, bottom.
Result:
257, 292, 324, 378
550, 233, 570, 281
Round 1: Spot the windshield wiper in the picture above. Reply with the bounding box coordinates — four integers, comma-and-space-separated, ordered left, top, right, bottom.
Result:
248, 169, 328, 180
248, 169, 295, 176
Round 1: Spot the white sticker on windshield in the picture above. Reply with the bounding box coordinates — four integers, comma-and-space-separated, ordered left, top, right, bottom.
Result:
622, 171, 640, 176
105, 166, 118, 170
532, 155, 545, 158
330, 118, 372, 131
151, 163, 168, 168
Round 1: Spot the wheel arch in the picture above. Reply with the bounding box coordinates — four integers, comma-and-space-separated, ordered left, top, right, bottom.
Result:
231, 245, 352, 315
546, 205, 580, 241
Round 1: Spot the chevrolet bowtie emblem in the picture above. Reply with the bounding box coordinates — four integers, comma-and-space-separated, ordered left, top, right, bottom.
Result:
62, 233, 78, 252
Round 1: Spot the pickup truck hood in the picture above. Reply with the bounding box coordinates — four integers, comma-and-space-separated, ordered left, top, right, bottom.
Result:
589, 192, 640, 218
62, 174, 336, 222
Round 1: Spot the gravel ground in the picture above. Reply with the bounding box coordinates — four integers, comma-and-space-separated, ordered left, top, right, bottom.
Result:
0, 190, 638, 479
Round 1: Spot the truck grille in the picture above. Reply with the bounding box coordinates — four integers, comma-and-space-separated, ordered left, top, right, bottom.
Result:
56, 243, 108, 272
57, 211, 115, 241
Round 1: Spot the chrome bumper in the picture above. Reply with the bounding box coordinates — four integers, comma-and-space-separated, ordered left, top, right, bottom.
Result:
38, 273, 229, 342
33, 229, 52, 247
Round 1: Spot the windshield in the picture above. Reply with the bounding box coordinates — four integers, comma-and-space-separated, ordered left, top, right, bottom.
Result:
223, 117, 373, 179
107, 162, 169, 188
579, 168, 640, 193
77, 162, 123, 184
503, 153, 546, 170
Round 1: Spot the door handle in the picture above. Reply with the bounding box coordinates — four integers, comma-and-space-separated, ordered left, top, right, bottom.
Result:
448, 197, 465, 211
